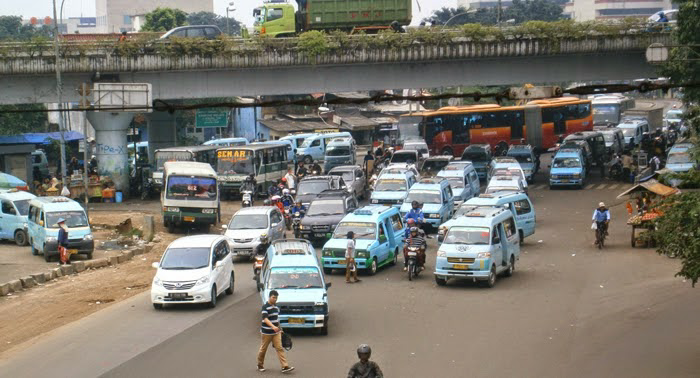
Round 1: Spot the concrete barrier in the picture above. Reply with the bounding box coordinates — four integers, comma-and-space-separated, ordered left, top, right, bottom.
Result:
20, 276, 36, 289
43, 272, 52, 282
52, 267, 63, 278
0, 283, 11, 296
122, 250, 134, 261
108, 256, 119, 266
8, 280, 22, 292
72, 261, 86, 273
31, 273, 46, 284
59, 265, 75, 275
92, 258, 109, 268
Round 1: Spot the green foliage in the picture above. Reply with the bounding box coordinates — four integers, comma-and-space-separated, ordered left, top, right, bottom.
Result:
423, 0, 563, 26
506, 0, 564, 24
140, 7, 188, 32
0, 104, 48, 135
187, 11, 241, 36
0, 16, 53, 41
662, 1, 700, 105
298, 31, 328, 60
650, 192, 700, 286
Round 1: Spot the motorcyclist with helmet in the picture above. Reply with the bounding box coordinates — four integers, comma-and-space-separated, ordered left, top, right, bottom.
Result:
309, 160, 323, 176
268, 181, 282, 198
290, 200, 305, 218
270, 195, 285, 213
347, 344, 383, 378
404, 201, 425, 228
404, 218, 426, 239
403, 226, 426, 272
281, 188, 294, 208
242, 173, 256, 193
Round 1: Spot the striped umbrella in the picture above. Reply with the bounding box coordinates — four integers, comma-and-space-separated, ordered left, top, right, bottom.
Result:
0, 172, 27, 189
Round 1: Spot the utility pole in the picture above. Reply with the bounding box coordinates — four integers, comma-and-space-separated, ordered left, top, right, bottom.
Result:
52, 0, 67, 188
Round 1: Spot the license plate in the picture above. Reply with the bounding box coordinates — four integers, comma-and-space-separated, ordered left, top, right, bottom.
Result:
453, 264, 468, 270
183, 216, 195, 222
288, 318, 305, 324
338, 259, 346, 265
236, 250, 252, 255
561, 179, 570, 183
407, 251, 417, 256
68, 249, 78, 254
169, 293, 187, 299
314, 233, 326, 237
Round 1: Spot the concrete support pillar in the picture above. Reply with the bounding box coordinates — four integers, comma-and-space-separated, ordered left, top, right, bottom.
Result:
146, 111, 178, 164
86, 112, 134, 194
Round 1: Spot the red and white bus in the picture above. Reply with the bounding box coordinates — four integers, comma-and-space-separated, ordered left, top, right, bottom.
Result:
399, 97, 593, 156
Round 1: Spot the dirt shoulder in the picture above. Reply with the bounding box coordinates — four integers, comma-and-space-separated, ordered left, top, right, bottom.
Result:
0, 214, 178, 356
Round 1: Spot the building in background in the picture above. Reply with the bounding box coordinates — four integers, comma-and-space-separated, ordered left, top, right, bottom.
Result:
22, 16, 97, 34
95, 0, 214, 33
564, 0, 673, 21
457, 0, 513, 9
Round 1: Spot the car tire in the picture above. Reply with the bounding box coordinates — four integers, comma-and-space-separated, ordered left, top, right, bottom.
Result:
435, 276, 448, 286
390, 249, 398, 266
323, 268, 333, 275
367, 258, 377, 276
14, 230, 28, 246
85, 252, 93, 260
153, 303, 163, 310
303, 155, 313, 164
441, 147, 453, 157
43, 245, 52, 262
225, 272, 234, 295
167, 222, 175, 234
30, 239, 38, 256
208, 285, 217, 308
519, 230, 524, 245
504, 255, 515, 277
482, 265, 497, 288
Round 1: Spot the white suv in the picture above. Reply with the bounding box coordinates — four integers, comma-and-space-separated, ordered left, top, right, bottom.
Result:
151, 235, 234, 309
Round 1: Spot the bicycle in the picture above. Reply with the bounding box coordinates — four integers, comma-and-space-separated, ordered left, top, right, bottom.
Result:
595, 221, 607, 249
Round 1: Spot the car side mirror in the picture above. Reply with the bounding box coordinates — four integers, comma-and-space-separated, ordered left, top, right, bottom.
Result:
216, 260, 224, 268
222, 224, 228, 229
271, 222, 278, 227
39, 220, 44, 227
325, 282, 332, 289
151, 262, 160, 269
437, 234, 444, 243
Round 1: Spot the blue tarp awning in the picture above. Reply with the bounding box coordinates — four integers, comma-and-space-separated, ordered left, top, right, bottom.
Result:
0, 131, 85, 145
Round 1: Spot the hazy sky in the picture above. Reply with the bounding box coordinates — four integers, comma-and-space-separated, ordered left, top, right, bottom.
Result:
0, 0, 456, 26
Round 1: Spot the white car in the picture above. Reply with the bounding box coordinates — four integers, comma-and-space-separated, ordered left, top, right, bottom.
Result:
224, 206, 286, 259
402, 140, 430, 158
151, 235, 235, 309
379, 163, 421, 180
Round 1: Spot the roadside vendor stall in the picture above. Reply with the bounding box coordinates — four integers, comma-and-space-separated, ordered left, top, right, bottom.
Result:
617, 179, 679, 248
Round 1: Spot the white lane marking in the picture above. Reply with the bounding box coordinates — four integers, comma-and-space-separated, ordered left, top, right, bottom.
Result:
584, 184, 595, 190
608, 184, 619, 190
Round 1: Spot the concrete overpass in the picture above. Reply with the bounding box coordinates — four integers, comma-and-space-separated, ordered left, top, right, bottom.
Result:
0, 33, 670, 105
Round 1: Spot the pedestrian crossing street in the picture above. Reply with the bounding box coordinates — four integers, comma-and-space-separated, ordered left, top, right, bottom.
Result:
529, 183, 633, 191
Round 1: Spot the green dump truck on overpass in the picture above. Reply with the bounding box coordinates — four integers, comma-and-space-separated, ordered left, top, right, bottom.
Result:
250, 0, 412, 37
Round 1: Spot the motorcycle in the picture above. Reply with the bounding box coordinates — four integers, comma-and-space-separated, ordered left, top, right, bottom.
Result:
253, 253, 264, 286
292, 211, 302, 238
284, 207, 292, 230
405, 246, 422, 281
241, 190, 253, 207
608, 159, 624, 181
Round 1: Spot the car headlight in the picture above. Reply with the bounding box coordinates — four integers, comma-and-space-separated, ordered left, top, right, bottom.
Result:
313, 303, 328, 314
300, 225, 305, 230
572, 173, 581, 178
371, 199, 378, 204
165, 207, 179, 212
46, 236, 57, 243
196, 276, 210, 286
83, 234, 93, 241
437, 250, 446, 257
202, 208, 215, 214
322, 249, 332, 257
153, 277, 163, 287
551, 175, 559, 179
477, 252, 491, 259
429, 213, 441, 219
356, 250, 369, 258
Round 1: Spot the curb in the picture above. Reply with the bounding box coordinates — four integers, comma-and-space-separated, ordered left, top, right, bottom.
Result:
0, 242, 155, 297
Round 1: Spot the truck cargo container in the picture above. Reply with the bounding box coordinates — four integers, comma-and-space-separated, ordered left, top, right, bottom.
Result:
252, 0, 412, 37
623, 102, 664, 131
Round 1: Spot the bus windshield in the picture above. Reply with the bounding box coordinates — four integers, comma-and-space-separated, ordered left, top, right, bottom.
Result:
325, 146, 351, 157
398, 116, 423, 142
334, 222, 376, 239
375, 179, 407, 191
443, 226, 490, 245
405, 190, 441, 204
268, 267, 323, 290
46, 211, 88, 228
155, 151, 193, 171
217, 149, 255, 176
166, 176, 217, 201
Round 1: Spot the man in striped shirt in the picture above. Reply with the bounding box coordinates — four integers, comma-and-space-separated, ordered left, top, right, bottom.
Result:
258, 290, 295, 373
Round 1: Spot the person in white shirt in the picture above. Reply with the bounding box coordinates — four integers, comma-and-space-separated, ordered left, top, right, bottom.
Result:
284, 169, 296, 190
345, 231, 361, 284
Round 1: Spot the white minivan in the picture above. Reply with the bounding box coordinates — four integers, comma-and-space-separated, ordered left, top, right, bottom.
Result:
151, 235, 234, 309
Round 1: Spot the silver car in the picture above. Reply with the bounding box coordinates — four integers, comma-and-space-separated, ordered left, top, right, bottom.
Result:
223, 207, 286, 259
328, 165, 367, 200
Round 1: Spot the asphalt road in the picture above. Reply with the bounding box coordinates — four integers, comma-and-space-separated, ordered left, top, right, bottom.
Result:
1, 165, 698, 378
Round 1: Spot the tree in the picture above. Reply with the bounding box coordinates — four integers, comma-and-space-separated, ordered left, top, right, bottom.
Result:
423, 7, 496, 26
0, 16, 52, 41
140, 7, 188, 32
0, 104, 48, 135
653, 1, 700, 285
187, 11, 241, 36
503, 0, 563, 24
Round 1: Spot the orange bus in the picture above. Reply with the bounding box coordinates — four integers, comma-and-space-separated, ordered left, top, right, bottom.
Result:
399, 97, 592, 157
